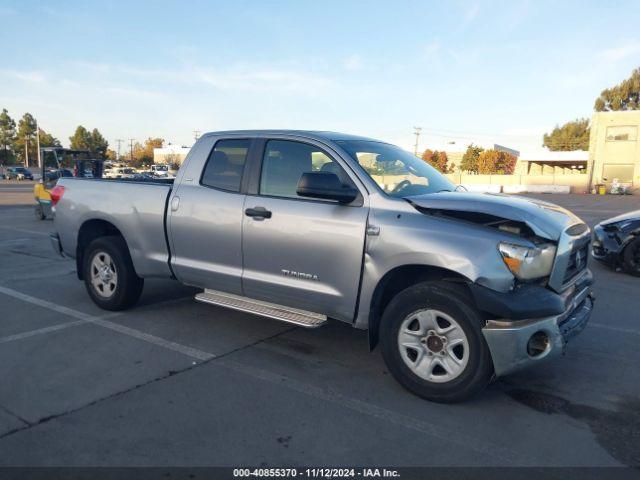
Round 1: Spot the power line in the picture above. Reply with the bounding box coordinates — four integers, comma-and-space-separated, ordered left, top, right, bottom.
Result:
129, 138, 135, 162
193, 130, 201, 142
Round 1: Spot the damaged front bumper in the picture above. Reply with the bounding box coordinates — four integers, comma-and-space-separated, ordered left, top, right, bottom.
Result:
480, 272, 594, 377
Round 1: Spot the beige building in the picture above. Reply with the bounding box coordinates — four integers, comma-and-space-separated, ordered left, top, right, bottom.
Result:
153, 145, 192, 165
588, 110, 640, 189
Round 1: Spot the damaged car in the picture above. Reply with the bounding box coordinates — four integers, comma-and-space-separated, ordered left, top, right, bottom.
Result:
592, 210, 640, 276
51, 130, 594, 402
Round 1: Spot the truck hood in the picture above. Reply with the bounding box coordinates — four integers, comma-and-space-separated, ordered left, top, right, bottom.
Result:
406, 192, 583, 241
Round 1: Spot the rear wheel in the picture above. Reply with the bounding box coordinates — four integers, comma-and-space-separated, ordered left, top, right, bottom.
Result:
380, 281, 494, 403
622, 238, 640, 277
83, 236, 143, 310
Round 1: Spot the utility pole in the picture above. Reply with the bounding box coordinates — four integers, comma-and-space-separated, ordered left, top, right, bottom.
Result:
129, 138, 135, 163
115, 139, 123, 161
413, 126, 422, 157
24, 135, 29, 168
193, 130, 201, 142
36, 121, 41, 169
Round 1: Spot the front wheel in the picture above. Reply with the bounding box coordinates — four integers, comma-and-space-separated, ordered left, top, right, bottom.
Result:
380, 281, 494, 403
83, 236, 144, 311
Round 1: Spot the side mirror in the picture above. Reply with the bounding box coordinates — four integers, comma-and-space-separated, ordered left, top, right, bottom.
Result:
296, 172, 358, 204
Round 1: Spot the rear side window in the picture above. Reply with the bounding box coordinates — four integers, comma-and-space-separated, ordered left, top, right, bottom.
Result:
201, 139, 250, 192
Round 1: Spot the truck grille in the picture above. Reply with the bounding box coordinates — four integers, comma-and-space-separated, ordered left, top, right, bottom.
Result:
563, 242, 589, 284
548, 225, 590, 293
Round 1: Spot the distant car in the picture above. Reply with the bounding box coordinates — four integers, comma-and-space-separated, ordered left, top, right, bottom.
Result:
6, 167, 34, 180
104, 167, 137, 179
592, 210, 640, 276
131, 172, 158, 181
44, 169, 74, 184
150, 164, 169, 177
83, 169, 94, 178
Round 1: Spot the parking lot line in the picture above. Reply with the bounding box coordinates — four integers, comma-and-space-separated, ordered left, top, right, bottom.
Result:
0, 285, 215, 362
0, 319, 88, 345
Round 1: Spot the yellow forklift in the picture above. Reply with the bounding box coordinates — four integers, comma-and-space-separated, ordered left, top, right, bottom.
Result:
33, 148, 104, 220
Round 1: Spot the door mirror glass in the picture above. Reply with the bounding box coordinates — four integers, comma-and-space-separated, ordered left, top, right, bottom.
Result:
296, 172, 358, 204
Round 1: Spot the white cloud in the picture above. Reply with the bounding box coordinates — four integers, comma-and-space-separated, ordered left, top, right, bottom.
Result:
424, 40, 441, 58
0, 69, 46, 83
598, 39, 640, 63
193, 67, 330, 94
343, 54, 363, 71
464, 4, 480, 24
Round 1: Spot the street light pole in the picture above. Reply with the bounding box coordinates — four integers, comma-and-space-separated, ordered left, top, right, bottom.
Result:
36, 121, 41, 169
24, 135, 29, 168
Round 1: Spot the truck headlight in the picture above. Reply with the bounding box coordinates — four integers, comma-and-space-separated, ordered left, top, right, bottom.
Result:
498, 242, 556, 280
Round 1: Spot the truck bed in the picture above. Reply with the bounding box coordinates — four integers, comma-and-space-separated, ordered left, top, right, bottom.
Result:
54, 178, 174, 279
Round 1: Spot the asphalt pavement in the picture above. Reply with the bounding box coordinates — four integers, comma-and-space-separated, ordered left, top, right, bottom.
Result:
0, 183, 639, 467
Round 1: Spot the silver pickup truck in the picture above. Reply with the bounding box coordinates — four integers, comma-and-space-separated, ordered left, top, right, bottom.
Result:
50, 130, 594, 402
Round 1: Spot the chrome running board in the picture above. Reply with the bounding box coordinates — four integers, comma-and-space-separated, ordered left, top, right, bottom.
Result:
195, 289, 327, 328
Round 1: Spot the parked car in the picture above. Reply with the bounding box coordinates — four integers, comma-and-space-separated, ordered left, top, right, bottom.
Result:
103, 167, 137, 179
592, 210, 640, 276
149, 164, 169, 177
50, 130, 594, 403
6, 167, 33, 180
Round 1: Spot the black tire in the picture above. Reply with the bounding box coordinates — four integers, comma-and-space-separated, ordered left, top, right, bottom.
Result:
622, 238, 640, 277
83, 236, 144, 311
379, 281, 494, 403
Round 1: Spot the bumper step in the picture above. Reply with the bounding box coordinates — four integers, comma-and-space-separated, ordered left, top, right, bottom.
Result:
194, 289, 327, 328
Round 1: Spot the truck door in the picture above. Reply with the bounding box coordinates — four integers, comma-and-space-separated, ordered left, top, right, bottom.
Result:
169, 138, 250, 294
241, 139, 368, 322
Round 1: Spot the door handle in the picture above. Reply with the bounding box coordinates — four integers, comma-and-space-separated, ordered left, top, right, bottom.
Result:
170, 196, 180, 212
245, 207, 272, 219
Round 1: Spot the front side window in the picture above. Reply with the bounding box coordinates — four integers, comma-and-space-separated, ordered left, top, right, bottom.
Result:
201, 139, 250, 192
337, 140, 455, 197
260, 140, 351, 199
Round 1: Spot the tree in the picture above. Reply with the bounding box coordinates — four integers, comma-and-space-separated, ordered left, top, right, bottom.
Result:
595, 67, 640, 111
38, 128, 61, 148
163, 153, 182, 167
69, 125, 92, 150
460, 144, 484, 173
70, 126, 109, 158
131, 137, 164, 167
421, 149, 450, 173
13, 113, 37, 166
90, 128, 109, 157
105, 149, 117, 160
542, 118, 590, 151
0, 109, 16, 165
477, 149, 517, 174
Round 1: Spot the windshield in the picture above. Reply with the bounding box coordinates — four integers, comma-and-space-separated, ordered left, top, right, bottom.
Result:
336, 140, 455, 197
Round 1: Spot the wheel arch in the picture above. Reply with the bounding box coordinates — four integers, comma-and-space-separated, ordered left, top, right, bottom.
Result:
367, 264, 473, 351
76, 219, 131, 280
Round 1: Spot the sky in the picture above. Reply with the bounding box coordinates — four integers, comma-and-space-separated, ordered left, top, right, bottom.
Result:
1, 0, 639, 154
